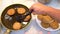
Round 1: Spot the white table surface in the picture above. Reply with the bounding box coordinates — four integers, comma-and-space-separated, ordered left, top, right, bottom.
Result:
0, 0, 60, 34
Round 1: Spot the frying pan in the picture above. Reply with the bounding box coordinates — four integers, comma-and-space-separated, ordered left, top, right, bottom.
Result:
1, 4, 32, 34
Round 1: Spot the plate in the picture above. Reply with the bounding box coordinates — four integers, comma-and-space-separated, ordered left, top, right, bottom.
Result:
36, 15, 60, 31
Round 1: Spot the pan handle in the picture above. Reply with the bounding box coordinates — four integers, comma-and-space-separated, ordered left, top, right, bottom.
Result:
4, 29, 11, 34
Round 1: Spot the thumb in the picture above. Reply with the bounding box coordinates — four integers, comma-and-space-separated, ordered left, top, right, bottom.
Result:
29, 6, 36, 14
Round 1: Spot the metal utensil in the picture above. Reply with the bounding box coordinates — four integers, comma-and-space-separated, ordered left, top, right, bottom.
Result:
16, 10, 33, 22
1, 4, 32, 34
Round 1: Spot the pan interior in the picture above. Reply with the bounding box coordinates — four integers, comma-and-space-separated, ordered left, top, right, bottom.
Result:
1, 4, 31, 30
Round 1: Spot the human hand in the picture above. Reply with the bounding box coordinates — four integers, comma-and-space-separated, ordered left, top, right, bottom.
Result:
30, 3, 48, 15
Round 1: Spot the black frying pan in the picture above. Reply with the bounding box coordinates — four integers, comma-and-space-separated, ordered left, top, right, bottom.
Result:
1, 4, 32, 31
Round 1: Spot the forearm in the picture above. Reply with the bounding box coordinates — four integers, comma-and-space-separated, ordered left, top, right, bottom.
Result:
32, 3, 60, 22
35, 3, 60, 22
45, 6, 60, 22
